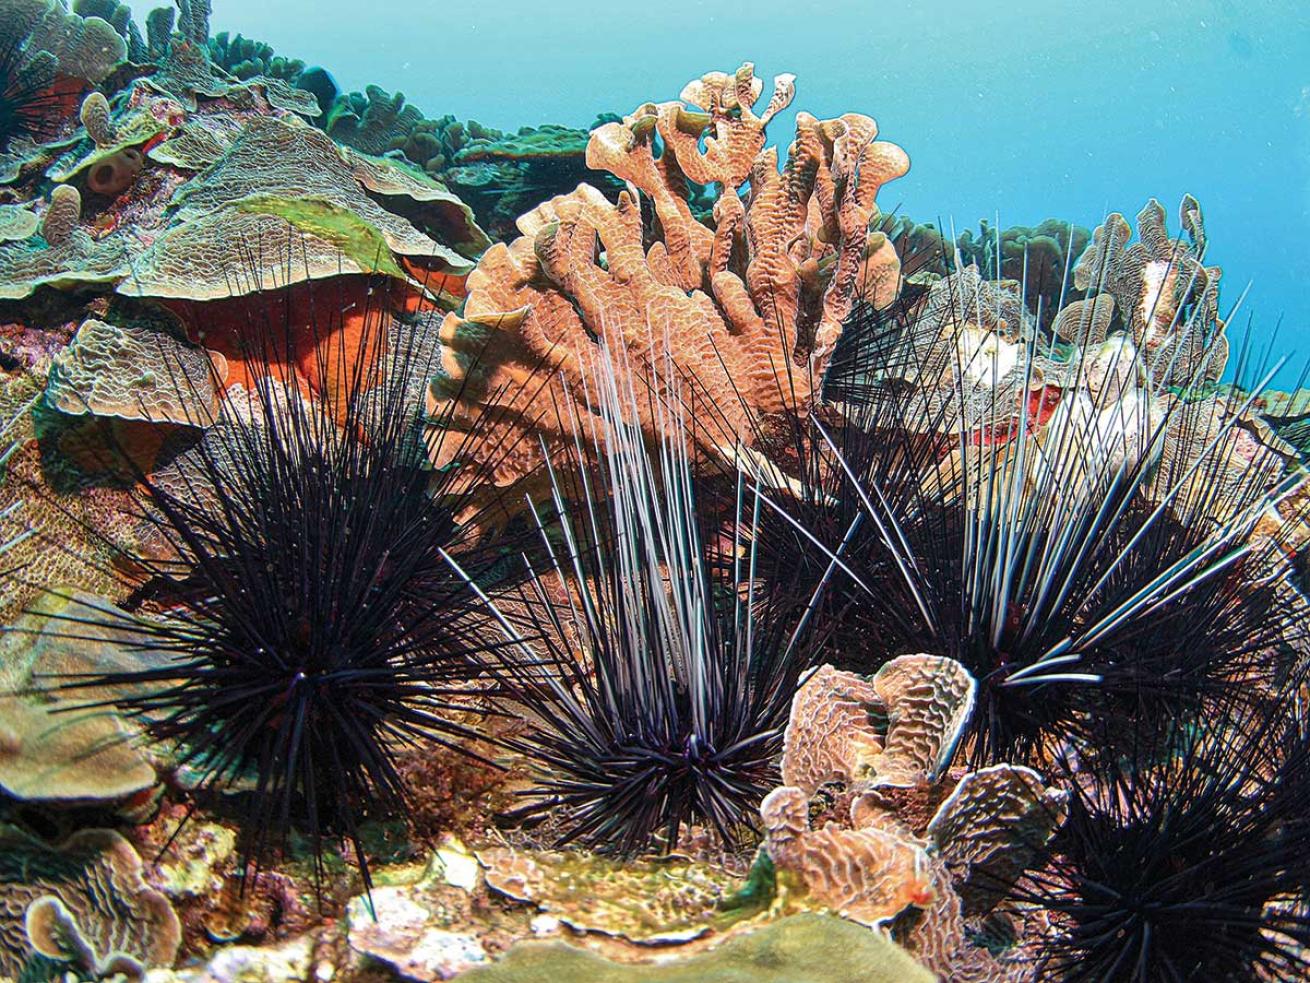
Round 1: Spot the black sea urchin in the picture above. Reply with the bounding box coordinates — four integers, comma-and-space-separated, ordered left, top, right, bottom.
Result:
753, 242, 1309, 767
462, 345, 830, 855
1011, 703, 1310, 982
44, 276, 534, 891
0, 30, 63, 150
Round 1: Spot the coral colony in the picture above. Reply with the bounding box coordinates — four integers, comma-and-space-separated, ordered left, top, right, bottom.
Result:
0, 3, 1308, 982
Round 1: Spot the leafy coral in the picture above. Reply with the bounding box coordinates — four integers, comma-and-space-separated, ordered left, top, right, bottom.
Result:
0, 825, 180, 980
431, 63, 907, 488
3, 0, 127, 83
72, 0, 145, 61
207, 30, 303, 82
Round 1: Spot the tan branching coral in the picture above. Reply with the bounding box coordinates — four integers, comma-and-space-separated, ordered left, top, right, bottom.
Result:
781, 664, 884, 793
925, 764, 1068, 915
433, 63, 908, 486
780, 656, 974, 794
25, 896, 151, 982
871, 655, 976, 788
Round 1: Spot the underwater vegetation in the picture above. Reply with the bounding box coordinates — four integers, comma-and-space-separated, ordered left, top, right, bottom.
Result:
0, 0, 1308, 978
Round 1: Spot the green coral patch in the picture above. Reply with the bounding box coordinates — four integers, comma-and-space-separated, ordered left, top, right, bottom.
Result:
477, 847, 771, 943
459, 914, 934, 983
235, 195, 408, 279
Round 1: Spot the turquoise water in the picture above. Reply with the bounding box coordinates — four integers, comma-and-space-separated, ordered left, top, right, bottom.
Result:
213, 0, 1310, 383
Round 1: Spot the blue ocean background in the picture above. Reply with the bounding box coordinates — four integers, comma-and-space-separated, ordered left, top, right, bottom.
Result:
214, 0, 1310, 385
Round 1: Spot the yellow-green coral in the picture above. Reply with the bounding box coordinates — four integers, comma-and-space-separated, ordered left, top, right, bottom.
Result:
478, 848, 762, 943
171, 116, 477, 267
237, 195, 409, 280
118, 205, 371, 300
459, 914, 933, 983
0, 590, 164, 804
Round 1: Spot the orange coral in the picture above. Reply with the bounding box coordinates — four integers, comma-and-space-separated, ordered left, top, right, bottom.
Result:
165, 276, 428, 403
432, 63, 909, 486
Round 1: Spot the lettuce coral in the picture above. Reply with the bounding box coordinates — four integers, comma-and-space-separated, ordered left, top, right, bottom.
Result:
0, 824, 180, 980
170, 115, 484, 266
3, 0, 127, 83
432, 63, 909, 486
763, 659, 1067, 979
0, 590, 164, 804
46, 316, 227, 424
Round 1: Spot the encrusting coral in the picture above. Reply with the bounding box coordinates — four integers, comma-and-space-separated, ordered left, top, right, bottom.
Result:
45, 316, 227, 425
0, 589, 170, 806
431, 63, 909, 487
0, 824, 180, 980
458, 914, 933, 983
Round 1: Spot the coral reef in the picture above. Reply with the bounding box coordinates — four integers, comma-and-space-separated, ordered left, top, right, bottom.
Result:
207, 30, 303, 82
0, 16, 1306, 983
324, 79, 627, 242
325, 83, 424, 157
71, 0, 145, 61
435, 120, 627, 242
0, 82, 484, 306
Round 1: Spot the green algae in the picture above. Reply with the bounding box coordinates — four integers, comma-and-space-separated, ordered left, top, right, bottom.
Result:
235, 194, 408, 280
458, 914, 934, 983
